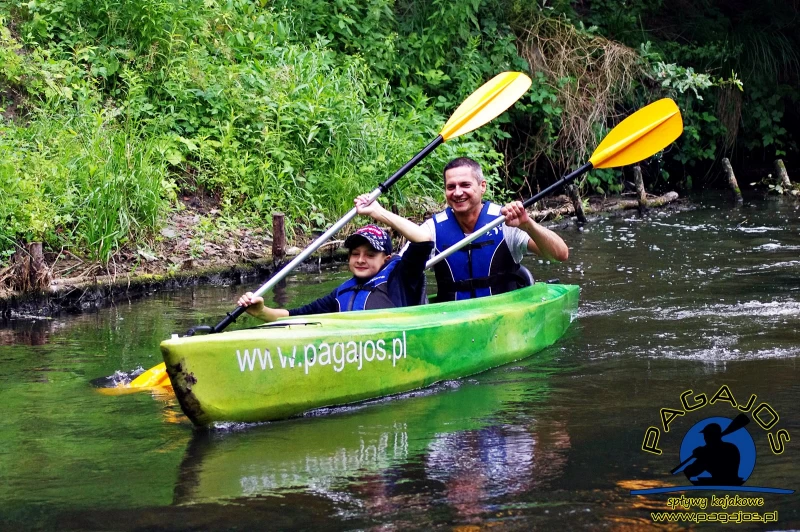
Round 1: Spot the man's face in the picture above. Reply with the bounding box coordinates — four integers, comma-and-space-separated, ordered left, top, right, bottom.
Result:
348, 244, 389, 280
444, 166, 486, 215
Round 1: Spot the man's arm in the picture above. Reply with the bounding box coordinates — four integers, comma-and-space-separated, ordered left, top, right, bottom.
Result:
502, 201, 569, 262
355, 195, 432, 243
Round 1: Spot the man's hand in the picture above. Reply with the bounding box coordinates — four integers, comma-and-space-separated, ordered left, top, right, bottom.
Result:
501, 201, 530, 228
502, 200, 569, 262
355, 194, 384, 218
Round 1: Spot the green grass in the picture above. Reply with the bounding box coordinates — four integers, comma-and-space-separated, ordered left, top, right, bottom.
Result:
0, 108, 170, 263
0, 1, 510, 265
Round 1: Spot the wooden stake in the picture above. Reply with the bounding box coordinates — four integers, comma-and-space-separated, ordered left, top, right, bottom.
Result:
722, 158, 743, 205
775, 159, 792, 190
272, 212, 286, 265
633, 165, 647, 213
567, 184, 587, 225
8, 242, 51, 292
28, 242, 51, 290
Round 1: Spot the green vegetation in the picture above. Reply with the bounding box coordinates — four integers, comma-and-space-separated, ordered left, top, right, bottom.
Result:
0, 0, 798, 266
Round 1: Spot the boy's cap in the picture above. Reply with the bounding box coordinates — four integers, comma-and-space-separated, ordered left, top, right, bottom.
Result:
344, 225, 392, 254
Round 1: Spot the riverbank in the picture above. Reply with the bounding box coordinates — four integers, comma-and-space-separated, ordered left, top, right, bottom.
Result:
0, 191, 685, 318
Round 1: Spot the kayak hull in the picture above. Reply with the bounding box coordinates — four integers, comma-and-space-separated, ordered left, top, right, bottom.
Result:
161, 283, 579, 427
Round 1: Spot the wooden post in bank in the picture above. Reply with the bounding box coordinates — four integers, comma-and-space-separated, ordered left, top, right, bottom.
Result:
722, 158, 743, 205
272, 212, 286, 265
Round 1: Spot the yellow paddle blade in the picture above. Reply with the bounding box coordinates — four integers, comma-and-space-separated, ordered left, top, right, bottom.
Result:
128, 362, 170, 388
589, 98, 683, 169
439, 72, 532, 141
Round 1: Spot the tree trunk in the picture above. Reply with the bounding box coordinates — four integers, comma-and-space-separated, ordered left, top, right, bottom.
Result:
528, 192, 679, 221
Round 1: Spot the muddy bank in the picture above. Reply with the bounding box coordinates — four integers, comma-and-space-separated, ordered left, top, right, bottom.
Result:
0, 192, 685, 319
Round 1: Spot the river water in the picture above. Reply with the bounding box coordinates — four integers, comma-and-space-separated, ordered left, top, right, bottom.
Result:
1, 192, 798, 530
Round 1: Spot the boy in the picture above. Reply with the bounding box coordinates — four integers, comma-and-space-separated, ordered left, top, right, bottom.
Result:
237, 195, 433, 321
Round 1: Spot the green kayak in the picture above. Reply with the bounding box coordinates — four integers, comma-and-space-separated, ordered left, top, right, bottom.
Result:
161, 282, 579, 427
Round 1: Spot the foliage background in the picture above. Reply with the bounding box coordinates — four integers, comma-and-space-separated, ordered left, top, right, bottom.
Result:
0, 0, 798, 264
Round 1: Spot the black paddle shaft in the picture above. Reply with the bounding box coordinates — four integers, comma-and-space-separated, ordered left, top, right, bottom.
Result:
522, 162, 593, 209
380, 136, 443, 192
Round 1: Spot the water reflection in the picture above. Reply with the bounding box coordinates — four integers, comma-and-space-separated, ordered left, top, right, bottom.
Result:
173, 377, 552, 504
424, 420, 571, 523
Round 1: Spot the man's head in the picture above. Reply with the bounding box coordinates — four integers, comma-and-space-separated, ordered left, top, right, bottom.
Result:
343, 225, 392, 279
443, 157, 486, 216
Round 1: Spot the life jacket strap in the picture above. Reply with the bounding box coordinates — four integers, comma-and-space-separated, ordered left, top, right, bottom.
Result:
449, 271, 518, 292
460, 238, 495, 251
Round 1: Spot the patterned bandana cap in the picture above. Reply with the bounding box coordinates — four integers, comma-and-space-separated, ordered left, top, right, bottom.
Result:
344, 224, 392, 254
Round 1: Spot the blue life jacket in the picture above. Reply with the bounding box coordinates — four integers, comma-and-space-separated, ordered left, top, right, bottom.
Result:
334, 257, 400, 311
432, 201, 520, 301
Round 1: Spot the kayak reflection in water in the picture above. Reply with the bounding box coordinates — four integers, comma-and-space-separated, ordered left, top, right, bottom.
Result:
684, 423, 744, 486
238, 195, 433, 322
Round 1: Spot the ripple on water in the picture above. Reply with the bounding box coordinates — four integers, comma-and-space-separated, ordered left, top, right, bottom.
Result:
577, 301, 632, 318
650, 221, 720, 232
736, 260, 800, 272
90, 366, 146, 387
654, 345, 800, 362
651, 300, 800, 321
752, 243, 800, 251
734, 225, 784, 233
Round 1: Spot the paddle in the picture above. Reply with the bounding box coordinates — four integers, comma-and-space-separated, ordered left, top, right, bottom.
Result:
670, 413, 750, 474
186, 71, 532, 337
425, 98, 683, 269
125, 71, 532, 389
127, 96, 680, 389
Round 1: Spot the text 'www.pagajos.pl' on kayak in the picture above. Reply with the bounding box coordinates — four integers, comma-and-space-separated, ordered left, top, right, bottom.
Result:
236, 332, 409, 374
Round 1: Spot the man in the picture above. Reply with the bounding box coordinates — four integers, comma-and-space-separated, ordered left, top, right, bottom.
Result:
420, 157, 569, 301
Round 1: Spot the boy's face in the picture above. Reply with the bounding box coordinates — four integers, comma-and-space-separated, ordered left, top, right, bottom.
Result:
348, 244, 390, 280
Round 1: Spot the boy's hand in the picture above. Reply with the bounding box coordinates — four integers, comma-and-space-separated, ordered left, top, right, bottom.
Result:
237, 292, 265, 316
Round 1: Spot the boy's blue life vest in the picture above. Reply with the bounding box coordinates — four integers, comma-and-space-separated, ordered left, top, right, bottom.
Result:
432, 201, 520, 301
334, 257, 399, 311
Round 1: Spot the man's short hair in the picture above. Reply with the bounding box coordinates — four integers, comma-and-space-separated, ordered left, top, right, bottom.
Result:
443, 157, 484, 184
